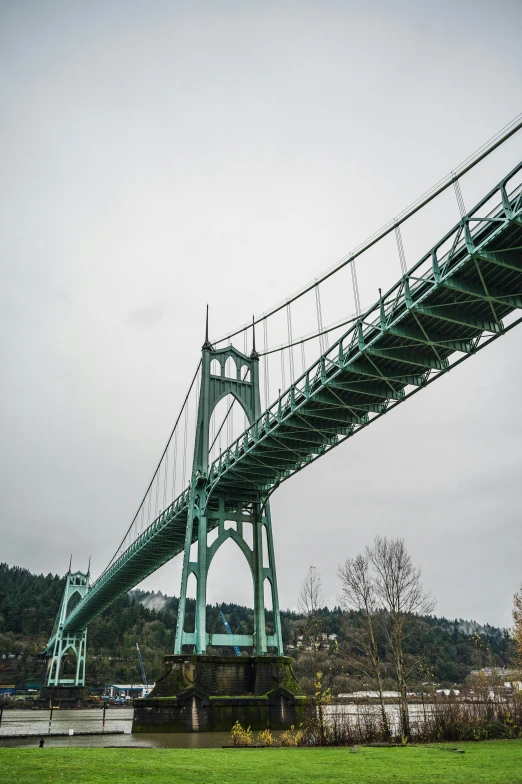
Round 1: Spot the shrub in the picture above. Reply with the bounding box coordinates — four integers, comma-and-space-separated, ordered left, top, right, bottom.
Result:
258, 729, 275, 746
280, 725, 303, 746
230, 721, 254, 746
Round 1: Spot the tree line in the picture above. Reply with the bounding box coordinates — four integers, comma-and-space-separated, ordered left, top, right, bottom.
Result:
0, 560, 515, 695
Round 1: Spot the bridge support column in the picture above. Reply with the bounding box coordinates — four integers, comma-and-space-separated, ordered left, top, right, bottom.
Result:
263, 503, 284, 652
252, 510, 267, 654
195, 512, 208, 654
47, 629, 87, 687
174, 495, 283, 656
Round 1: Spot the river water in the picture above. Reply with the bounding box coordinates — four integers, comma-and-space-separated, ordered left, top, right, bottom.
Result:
0, 708, 230, 749
0, 704, 430, 748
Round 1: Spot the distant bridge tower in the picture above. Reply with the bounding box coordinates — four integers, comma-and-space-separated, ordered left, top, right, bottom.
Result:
174, 312, 283, 655
46, 564, 89, 686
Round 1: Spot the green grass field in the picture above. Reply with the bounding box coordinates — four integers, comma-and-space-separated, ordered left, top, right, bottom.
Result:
1, 740, 522, 784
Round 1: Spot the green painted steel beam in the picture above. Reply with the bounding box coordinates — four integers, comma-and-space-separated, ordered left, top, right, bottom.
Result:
210, 634, 254, 647
327, 379, 405, 400
473, 250, 522, 273
268, 430, 337, 446
308, 390, 386, 413
299, 408, 367, 425
411, 303, 503, 333
442, 275, 522, 310
385, 323, 475, 353
343, 361, 427, 387
364, 346, 449, 371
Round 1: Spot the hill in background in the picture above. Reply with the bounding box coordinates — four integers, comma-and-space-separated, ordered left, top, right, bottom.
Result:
0, 563, 513, 690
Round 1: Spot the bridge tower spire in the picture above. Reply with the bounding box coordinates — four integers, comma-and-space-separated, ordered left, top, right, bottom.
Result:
174, 310, 283, 656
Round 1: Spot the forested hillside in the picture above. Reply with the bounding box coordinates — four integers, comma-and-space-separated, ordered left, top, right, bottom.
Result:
0, 563, 513, 691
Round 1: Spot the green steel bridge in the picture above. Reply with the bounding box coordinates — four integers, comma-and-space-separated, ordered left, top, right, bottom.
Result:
43, 127, 522, 687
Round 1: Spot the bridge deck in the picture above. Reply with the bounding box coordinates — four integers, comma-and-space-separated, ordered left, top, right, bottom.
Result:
47, 161, 522, 649
209, 162, 522, 496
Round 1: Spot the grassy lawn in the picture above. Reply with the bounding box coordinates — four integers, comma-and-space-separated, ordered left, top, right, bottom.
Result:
1, 740, 522, 784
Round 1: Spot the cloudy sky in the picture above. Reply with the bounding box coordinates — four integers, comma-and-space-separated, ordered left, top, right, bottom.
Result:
1, 0, 522, 629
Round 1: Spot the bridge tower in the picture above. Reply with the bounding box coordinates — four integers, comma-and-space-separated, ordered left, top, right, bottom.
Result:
174, 313, 283, 655
46, 564, 89, 687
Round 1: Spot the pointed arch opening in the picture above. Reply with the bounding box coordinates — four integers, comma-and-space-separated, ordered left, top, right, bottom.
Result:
210, 358, 221, 376
264, 578, 277, 650
66, 590, 82, 618
189, 540, 198, 562
206, 536, 254, 653
262, 524, 270, 568
61, 645, 78, 679
224, 356, 237, 379
48, 659, 58, 682
209, 393, 250, 464
242, 522, 253, 551
183, 572, 197, 634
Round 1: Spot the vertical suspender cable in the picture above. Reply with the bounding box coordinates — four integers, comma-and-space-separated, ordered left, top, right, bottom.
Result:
315, 284, 325, 354
350, 259, 361, 316
210, 396, 214, 462
286, 303, 294, 385
453, 176, 467, 218
172, 426, 178, 501
155, 464, 160, 517
162, 449, 169, 510
280, 348, 286, 392
182, 396, 189, 488
263, 318, 270, 409
395, 223, 407, 276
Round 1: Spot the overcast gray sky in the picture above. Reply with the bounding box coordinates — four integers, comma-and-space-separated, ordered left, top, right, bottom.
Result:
1, 0, 522, 629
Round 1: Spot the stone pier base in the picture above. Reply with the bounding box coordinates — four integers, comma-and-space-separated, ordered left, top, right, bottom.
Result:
132, 654, 310, 732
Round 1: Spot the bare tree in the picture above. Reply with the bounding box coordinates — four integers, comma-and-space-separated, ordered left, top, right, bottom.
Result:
513, 587, 522, 673
298, 565, 324, 654
298, 566, 330, 743
367, 536, 435, 741
338, 553, 391, 739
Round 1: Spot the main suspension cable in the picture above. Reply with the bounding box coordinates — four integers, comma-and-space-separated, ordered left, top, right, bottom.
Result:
212, 112, 522, 346
104, 359, 202, 572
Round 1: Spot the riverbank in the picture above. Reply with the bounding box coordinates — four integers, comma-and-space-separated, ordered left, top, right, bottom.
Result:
1, 740, 522, 784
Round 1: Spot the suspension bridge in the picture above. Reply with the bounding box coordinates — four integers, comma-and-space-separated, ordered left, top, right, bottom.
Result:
43, 119, 522, 687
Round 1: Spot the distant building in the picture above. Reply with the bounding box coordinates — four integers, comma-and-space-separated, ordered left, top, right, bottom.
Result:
105, 683, 154, 699
435, 689, 460, 697
338, 691, 400, 699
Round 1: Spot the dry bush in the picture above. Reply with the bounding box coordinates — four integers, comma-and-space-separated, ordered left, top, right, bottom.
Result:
230, 720, 254, 746
258, 728, 275, 746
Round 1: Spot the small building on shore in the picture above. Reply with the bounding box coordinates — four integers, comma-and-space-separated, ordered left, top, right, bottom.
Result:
338, 690, 400, 699
105, 683, 154, 700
